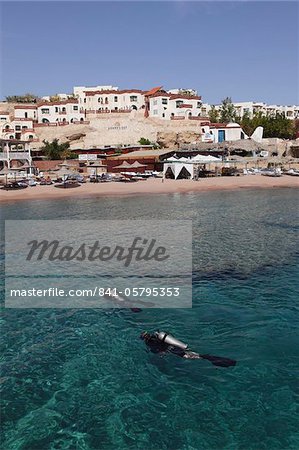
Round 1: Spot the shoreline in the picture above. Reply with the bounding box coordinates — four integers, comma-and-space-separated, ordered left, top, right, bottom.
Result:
0, 176, 298, 204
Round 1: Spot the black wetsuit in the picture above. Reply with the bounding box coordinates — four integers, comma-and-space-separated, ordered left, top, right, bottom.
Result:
142, 333, 236, 366
143, 334, 201, 359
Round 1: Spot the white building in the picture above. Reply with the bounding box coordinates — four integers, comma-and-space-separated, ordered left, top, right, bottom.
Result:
74, 85, 118, 97
37, 100, 85, 124
202, 101, 299, 119
0, 99, 86, 142
74, 85, 203, 119
231, 102, 299, 119
0, 111, 10, 123
14, 105, 37, 120
78, 88, 145, 113
0, 108, 38, 142
0, 138, 33, 172
201, 122, 249, 143
148, 91, 202, 120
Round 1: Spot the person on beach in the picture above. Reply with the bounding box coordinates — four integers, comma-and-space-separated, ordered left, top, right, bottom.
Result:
140, 331, 236, 367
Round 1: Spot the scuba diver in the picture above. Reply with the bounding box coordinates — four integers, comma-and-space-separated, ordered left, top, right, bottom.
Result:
140, 331, 236, 368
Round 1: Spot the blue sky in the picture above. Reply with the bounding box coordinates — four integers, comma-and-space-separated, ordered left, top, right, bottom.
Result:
1, 1, 298, 104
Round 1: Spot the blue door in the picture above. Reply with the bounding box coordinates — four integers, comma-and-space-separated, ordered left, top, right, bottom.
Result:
218, 130, 225, 142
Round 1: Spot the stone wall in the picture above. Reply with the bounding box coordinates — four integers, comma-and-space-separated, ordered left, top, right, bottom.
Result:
30, 110, 203, 149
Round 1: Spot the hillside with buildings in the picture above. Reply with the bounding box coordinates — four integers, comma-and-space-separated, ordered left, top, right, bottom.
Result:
1, 84, 298, 155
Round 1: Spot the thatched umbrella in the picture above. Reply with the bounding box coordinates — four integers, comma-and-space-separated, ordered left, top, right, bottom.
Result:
88, 161, 106, 180
54, 160, 72, 180
130, 161, 147, 168
113, 161, 134, 171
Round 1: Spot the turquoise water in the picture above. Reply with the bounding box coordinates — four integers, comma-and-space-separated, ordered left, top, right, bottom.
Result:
1, 189, 298, 450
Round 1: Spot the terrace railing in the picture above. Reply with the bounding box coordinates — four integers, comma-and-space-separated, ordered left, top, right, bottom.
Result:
0, 151, 31, 160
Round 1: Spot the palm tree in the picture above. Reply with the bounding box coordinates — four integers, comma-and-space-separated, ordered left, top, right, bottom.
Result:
40, 139, 71, 160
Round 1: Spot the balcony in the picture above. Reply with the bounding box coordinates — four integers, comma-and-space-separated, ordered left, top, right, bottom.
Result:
0, 151, 30, 161
14, 117, 34, 121
177, 104, 193, 108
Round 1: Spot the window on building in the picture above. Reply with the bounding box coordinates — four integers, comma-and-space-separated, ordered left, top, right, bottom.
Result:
176, 101, 183, 108
98, 98, 103, 104
73, 105, 78, 110
25, 112, 28, 118
29, 135, 33, 139
41, 108, 50, 114
153, 100, 157, 106
62, 107, 66, 112
84, 98, 86, 103
162, 98, 168, 105
15, 125, 21, 131
115, 107, 118, 110
287, 111, 293, 117
197, 102, 201, 108
114, 96, 118, 102
153, 110, 158, 115
55, 107, 58, 112
130, 96, 138, 102
22, 126, 27, 129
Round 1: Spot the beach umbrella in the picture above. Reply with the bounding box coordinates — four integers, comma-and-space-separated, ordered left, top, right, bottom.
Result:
58, 159, 70, 168
89, 161, 106, 180
130, 161, 147, 168
113, 161, 133, 169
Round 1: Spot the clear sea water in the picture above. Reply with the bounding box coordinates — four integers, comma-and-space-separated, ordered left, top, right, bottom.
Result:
0, 188, 298, 450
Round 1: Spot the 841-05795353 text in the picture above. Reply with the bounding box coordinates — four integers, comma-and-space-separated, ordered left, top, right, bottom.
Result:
9, 287, 181, 298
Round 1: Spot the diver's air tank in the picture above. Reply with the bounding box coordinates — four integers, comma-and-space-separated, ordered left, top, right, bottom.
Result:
155, 331, 188, 350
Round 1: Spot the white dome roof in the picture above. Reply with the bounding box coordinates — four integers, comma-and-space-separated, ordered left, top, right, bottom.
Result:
226, 122, 240, 128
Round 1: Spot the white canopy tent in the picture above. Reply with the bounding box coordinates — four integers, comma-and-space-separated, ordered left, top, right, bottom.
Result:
163, 154, 222, 179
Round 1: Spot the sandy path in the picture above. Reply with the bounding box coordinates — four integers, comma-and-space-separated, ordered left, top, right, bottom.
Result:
0, 176, 298, 204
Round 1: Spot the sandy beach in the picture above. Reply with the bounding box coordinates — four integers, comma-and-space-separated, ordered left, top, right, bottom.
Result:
0, 175, 298, 204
